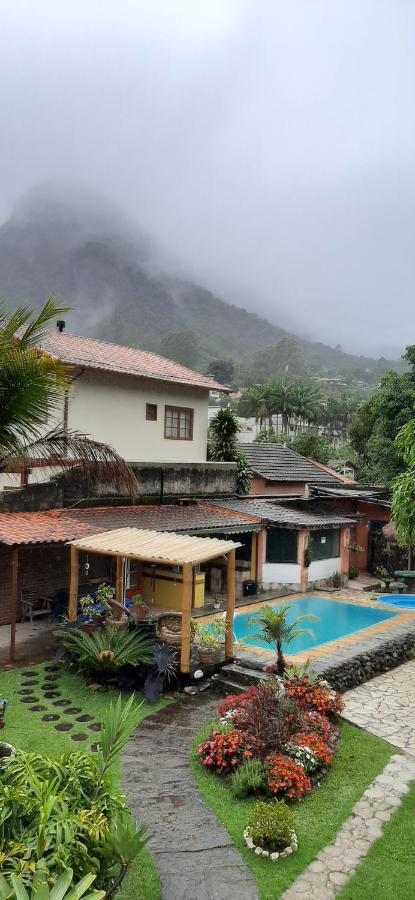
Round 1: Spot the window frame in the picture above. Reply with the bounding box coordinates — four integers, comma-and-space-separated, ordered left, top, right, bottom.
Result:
164, 405, 194, 441
146, 403, 158, 421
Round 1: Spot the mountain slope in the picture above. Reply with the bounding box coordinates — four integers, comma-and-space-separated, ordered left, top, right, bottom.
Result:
0, 184, 403, 379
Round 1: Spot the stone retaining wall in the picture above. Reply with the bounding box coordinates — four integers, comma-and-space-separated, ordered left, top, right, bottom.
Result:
314, 624, 415, 692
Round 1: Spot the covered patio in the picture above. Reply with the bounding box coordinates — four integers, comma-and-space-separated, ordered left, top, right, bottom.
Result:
68, 527, 241, 673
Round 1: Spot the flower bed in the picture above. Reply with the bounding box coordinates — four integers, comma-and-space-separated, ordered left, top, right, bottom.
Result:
197, 672, 343, 853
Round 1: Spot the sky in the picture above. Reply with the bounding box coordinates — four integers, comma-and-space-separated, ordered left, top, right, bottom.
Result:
0, 0, 414, 356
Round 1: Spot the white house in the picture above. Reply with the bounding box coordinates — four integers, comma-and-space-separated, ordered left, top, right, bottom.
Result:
38, 328, 227, 463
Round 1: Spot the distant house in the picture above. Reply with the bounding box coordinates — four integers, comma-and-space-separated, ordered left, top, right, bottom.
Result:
238, 442, 348, 497
37, 329, 227, 463
327, 459, 357, 480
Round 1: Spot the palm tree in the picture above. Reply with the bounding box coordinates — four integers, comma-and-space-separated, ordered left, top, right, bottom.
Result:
249, 605, 318, 675
0, 298, 137, 495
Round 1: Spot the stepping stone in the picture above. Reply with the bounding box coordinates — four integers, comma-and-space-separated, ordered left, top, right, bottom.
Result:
42, 714, 60, 722
55, 722, 73, 732
29, 704, 47, 712
44, 665, 60, 672
52, 699, 70, 707
71, 733, 88, 742
17, 688, 35, 695
76, 714, 93, 723
44, 691, 60, 699
91, 743, 99, 753
89, 723, 102, 732
21, 696, 40, 703
21, 670, 39, 677
63, 707, 82, 715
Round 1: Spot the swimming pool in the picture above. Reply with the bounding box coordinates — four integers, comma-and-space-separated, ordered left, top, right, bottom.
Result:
233, 598, 398, 655
377, 594, 415, 611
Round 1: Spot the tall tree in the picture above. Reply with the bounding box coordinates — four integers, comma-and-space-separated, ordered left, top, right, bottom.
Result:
208, 408, 251, 494
0, 299, 137, 495
207, 359, 234, 385
391, 414, 415, 569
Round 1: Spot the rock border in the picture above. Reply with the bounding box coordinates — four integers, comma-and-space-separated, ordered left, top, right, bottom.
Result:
243, 826, 298, 860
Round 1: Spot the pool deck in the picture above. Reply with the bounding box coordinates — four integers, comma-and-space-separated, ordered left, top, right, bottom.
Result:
198, 589, 415, 673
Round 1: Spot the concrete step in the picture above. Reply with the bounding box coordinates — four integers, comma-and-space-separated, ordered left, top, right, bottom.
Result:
220, 662, 269, 685
211, 675, 250, 695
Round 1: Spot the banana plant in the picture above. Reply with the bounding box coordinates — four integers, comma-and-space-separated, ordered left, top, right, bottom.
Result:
0, 867, 105, 899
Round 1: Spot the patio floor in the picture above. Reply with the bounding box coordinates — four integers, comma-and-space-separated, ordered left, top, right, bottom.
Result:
343, 659, 415, 756
0, 620, 55, 667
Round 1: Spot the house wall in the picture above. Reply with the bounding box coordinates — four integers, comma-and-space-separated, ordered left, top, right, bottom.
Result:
308, 557, 342, 582
67, 370, 209, 463
249, 477, 308, 497
262, 562, 302, 589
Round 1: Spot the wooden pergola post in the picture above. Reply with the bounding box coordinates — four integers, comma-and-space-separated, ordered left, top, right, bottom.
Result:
115, 555, 125, 620
180, 562, 193, 674
9, 546, 18, 663
225, 549, 235, 661
68, 545, 79, 621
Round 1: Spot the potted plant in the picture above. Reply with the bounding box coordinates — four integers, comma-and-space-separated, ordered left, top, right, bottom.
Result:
131, 594, 149, 621
304, 547, 312, 568
95, 583, 114, 619
194, 622, 222, 665
213, 593, 221, 611
332, 572, 342, 589
79, 595, 97, 633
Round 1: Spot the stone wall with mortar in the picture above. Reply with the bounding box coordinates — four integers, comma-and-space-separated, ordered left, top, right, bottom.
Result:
314, 624, 415, 692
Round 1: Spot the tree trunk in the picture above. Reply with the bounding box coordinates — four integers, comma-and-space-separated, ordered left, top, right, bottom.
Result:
277, 642, 285, 676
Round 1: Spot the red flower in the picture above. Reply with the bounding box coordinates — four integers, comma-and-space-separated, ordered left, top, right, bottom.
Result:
265, 754, 312, 801
198, 729, 257, 774
286, 678, 344, 717
292, 731, 334, 767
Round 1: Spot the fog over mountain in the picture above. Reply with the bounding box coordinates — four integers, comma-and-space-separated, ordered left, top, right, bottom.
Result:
0, 1, 414, 355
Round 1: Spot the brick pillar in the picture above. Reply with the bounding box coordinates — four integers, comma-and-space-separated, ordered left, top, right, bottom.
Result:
256, 528, 266, 586
340, 528, 350, 580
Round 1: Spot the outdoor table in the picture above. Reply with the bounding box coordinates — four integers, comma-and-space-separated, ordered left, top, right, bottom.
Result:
394, 571, 415, 594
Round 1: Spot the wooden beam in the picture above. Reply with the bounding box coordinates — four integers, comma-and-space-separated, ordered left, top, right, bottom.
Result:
180, 563, 193, 674
225, 549, 236, 661
9, 546, 18, 663
115, 556, 125, 620
68, 545, 79, 621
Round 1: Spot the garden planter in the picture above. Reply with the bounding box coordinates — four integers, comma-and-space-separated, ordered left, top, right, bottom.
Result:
0, 741, 16, 760
82, 623, 95, 635
198, 648, 217, 666
132, 606, 149, 621
158, 614, 183, 646
243, 827, 298, 860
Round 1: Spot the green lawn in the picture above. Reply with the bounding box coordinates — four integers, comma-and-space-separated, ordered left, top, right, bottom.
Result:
340, 781, 415, 900
0, 662, 165, 900
192, 721, 394, 900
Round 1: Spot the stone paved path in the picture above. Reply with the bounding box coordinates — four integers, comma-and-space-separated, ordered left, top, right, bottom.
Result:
343, 659, 415, 755
122, 693, 258, 900
282, 752, 415, 899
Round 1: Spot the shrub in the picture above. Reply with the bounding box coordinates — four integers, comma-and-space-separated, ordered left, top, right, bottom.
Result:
235, 684, 304, 758
198, 729, 256, 773
0, 868, 105, 899
286, 677, 344, 717
284, 742, 320, 774
265, 754, 312, 801
349, 566, 360, 579
217, 687, 260, 720
0, 694, 147, 892
303, 710, 336, 745
291, 731, 334, 768
248, 801, 296, 853
55, 625, 154, 675
231, 759, 266, 799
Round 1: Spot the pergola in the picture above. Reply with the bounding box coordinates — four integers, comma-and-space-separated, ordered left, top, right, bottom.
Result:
68, 527, 241, 673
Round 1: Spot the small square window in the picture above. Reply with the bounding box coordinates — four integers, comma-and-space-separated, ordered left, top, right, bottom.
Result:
146, 403, 158, 421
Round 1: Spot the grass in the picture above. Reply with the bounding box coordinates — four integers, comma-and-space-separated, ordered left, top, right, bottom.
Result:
192, 721, 394, 900
0, 661, 165, 900
339, 781, 415, 900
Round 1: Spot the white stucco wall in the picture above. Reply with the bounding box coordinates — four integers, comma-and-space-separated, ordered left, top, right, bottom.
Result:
67, 370, 209, 462
308, 558, 341, 582
262, 563, 302, 585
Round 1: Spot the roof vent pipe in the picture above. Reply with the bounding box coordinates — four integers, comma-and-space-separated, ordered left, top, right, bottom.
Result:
57, 320, 66, 333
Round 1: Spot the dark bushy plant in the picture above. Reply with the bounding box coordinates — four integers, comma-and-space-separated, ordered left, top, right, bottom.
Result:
231, 759, 266, 799
55, 625, 154, 675
235, 684, 304, 758
248, 801, 296, 852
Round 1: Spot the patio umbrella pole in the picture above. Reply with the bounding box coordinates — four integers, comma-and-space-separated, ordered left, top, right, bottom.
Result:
9, 545, 18, 663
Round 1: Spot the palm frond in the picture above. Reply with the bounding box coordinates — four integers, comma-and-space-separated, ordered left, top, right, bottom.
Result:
2, 429, 138, 498
15, 297, 69, 349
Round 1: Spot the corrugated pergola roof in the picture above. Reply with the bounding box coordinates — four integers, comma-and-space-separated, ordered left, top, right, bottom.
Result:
69, 527, 241, 565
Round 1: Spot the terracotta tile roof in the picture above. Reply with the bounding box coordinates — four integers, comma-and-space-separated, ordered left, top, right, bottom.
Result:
37, 331, 228, 392
0, 503, 261, 546
238, 442, 344, 484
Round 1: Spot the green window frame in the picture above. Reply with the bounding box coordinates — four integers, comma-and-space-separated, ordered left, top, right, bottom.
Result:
266, 528, 298, 564
309, 529, 340, 561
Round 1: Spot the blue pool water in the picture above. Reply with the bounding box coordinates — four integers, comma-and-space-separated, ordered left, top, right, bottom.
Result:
233, 598, 398, 655
377, 594, 415, 611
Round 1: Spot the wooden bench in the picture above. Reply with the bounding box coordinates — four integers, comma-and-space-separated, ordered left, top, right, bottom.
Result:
20, 592, 52, 624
